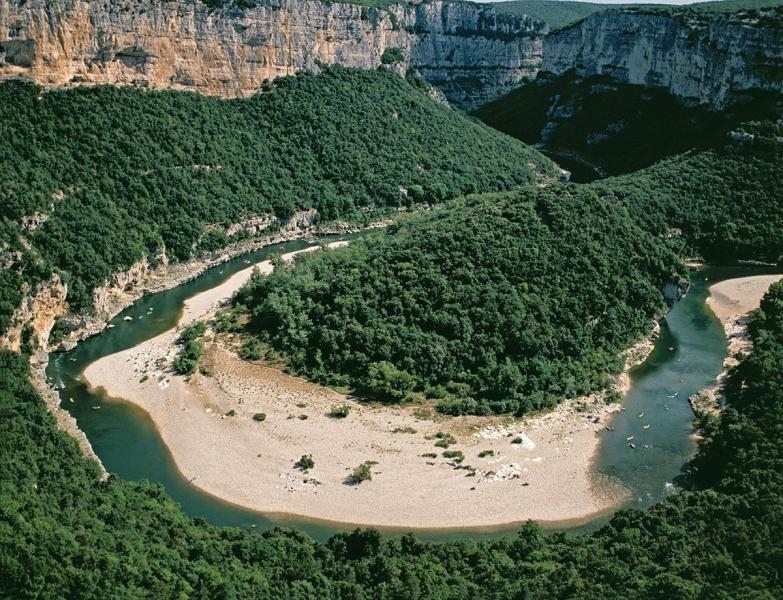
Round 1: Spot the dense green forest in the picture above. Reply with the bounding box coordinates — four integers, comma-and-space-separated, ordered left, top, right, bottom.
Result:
236, 188, 681, 415
472, 73, 780, 176
0, 66, 553, 333
232, 119, 782, 414
3, 281, 783, 597
600, 120, 783, 262
492, 0, 783, 30
492, 0, 619, 29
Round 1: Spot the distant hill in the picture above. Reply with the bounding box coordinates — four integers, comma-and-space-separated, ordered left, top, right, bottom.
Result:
492, 0, 783, 30
472, 73, 780, 177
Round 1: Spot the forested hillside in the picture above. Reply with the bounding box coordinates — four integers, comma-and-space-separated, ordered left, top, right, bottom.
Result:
599, 120, 783, 262
493, 0, 616, 30
232, 119, 783, 416
472, 73, 780, 176
492, 0, 783, 30
0, 66, 553, 332
236, 188, 681, 415
3, 281, 782, 597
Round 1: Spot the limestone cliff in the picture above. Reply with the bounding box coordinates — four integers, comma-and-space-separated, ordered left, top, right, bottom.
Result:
0, 0, 546, 108
1, 274, 68, 353
542, 7, 783, 108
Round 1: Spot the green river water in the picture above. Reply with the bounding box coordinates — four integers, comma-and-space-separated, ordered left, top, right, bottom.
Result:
45, 240, 780, 543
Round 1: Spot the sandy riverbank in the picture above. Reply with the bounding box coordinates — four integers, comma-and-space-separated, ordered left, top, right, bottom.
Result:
83, 244, 653, 529
707, 275, 783, 354
693, 274, 783, 415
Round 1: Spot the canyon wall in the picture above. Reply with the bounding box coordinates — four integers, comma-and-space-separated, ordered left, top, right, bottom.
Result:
542, 8, 783, 108
0, 0, 546, 108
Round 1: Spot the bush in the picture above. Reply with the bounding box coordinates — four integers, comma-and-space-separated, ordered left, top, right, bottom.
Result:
347, 462, 373, 484
442, 450, 464, 462
178, 322, 206, 345
295, 455, 314, 471
329, 404, 350, 419
366, 361, 417, 402
252, 413, 266, 422
381, 47, 405, 64
173, 340, 203, 375
392, 426, 417, 434
239, 338, 264, 361
434, 432, 456, 448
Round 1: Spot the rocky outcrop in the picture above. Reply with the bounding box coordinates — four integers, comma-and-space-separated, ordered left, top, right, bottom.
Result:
1, 274, 68, 353
0, 0, 547, 108
542, 8, 783, 108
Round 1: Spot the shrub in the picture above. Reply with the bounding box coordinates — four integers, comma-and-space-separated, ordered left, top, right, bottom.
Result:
252, 413, 266, 422
381, 47, 405, 65
442, 450, 464, 462
329, 404, 351, 419
173, 340, 203, 375
178, 322, 206, 345
434, 432, 456, 448
392, 426, 417, 434
295, 455, 314, 471
347, 462, 373, 484
478, 450, 494, 458
239, 338, 264, 361
366, 361, 417, 402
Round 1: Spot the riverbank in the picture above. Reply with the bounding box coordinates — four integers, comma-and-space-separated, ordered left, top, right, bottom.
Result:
55, 213, 391, 352
693, 274, 783, 415
82, 244, 660, 530
33, 216, 393, 472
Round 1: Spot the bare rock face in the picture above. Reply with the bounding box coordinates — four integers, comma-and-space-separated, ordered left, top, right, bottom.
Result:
0, 0, 547, 108
542, 8, 783, 108
1, 275, 68, 353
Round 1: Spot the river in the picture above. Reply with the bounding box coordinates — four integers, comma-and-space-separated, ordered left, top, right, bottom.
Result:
45, 242, 780, 542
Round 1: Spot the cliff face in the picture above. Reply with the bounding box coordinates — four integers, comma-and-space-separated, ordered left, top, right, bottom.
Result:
1, 275, 68, 353
542, 8, 783, 108
0, 0, 546, 108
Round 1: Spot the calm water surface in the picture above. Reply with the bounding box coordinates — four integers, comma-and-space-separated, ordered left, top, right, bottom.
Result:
47, 249, 779, 542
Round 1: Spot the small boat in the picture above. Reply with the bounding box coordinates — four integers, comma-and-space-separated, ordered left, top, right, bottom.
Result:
629, 443, 637, 449
123, 316, 133, 321
638, 411, 645, 418
107, 324, 115, 329
668, 346, 675, 352
626, 436, 634, 441
91, 406, 101, 410
643, 424, 651, 430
